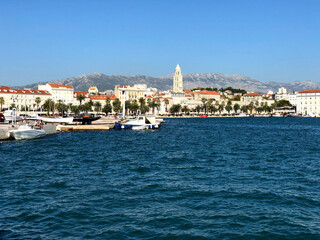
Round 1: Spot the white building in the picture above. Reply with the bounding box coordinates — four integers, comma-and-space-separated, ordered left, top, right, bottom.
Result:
296, 90, 320, 115
275, 87, 297, 106
38, 83, 74, 105
0, 86, 51, 111
114, 84, 157, 101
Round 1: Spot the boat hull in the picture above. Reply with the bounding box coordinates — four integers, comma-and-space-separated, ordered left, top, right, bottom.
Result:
38, 116, 74, 124
9, 129, 46, 140
114, 122, 159, 130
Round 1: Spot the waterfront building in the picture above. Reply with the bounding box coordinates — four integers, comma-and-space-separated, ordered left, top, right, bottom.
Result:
242, 93, 263, 103
275, 87, 297, 106
296, 90, 320, 115
38, 83, 74, 105
114, 84, 157, 101
194, 90, 220, 102
0, 86, 51, 111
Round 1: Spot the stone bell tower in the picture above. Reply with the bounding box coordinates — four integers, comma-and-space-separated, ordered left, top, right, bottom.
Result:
173, 64, 183, 93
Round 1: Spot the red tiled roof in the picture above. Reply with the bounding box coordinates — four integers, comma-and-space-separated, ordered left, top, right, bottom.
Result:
196, 90, 219, 95
74, 92, 88, 97
244, 93, 262, 97
0, 87, 51, 95
299, 90, 320, 93
89, 95, 107, 100
49, 84, 73, 89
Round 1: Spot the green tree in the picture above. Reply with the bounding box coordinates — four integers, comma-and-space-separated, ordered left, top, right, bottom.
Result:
181, 105, 189, 114
83, 102, 92, 112
42, 98, 55, 115
233, 103, 240, 113
149, 100, 158, 114
275, 100, 292, 107
0, 97, 4, 111
248, 102, 254, 114
201, 98, 207, 113
125, 100, 132, 115
129, 99, 139, 115
94, 102, 102, 113
218, 104, 224, 114
113, 98, 122, 113
164, 99, 169, 112
170, 104, 181, 114
56, 100, 68, 114
71, 105, 80, 114
225, 104, 232, 114
77, 94, 85, 108
241, 105, 249, 113
195, 105, 202, 114
10, 103, 16, 110
35, 97, 41, 111
103, 97, 112, 115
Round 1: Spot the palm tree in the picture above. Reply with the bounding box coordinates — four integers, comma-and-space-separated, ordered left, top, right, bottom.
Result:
164, 99, 169, 113
201, 98, 207, 113
77, 94, 85, 110
42, 98, 55, 115
248, 102, 254, 114
125, 100, 132, 115
181, 105, 189, 114
218, 104, 224, 115
129, 99, 139, 115
94, 102, 102, 113
103, 97, 112, 115
195, 105, 202, 114
0, 97, 4, 111
35, 97, 41, 111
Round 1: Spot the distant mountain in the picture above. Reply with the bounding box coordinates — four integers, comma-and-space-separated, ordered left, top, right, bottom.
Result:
14, 72, 320, 93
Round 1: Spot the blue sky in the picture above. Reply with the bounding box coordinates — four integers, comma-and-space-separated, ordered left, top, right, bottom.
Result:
0, 0, 319, 86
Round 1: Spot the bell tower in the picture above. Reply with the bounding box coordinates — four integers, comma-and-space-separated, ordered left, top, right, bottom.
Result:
173, 64, 183, 93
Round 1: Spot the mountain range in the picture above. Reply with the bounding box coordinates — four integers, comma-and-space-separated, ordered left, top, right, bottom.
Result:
13, 72, 320, 93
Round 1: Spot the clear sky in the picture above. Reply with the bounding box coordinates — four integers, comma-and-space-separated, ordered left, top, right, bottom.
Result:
0, 0, 319, 86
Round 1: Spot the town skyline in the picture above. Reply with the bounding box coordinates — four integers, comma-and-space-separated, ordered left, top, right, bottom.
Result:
1, 0, 320, 86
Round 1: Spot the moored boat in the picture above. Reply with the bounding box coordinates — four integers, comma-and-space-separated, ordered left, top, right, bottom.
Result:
114, 116, 160, 130
38, 116, 74, 124
9, 125, 46, 140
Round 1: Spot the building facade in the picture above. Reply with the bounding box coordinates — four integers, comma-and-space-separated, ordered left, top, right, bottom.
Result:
296, 90, 320, 115
0, 86, 51, 111
114, 84, 157, 101
38, 83, 74, 105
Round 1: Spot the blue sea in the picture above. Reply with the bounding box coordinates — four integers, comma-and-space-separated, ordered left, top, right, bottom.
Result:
1, 118, 320, 239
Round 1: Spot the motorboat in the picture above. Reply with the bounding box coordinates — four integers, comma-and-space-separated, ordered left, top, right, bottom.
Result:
114, 116, 160, 130
9, 125, 46, 140
3, 109, 22, 122
38, 115, 74, 124
73, 114, 101, 125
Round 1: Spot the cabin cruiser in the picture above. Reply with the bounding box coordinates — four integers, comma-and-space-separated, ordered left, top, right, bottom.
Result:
114, 116, 160, 130
8, 124, 46, 140
73, 114, 101, 125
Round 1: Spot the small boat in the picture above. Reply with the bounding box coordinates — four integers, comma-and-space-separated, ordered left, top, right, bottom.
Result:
9, 125, 46, 140
73, 114, 101, 125
114, 116, 160, 130
200, 114, 208, 118
235, 113, 249, 117
38, 116, 74, 124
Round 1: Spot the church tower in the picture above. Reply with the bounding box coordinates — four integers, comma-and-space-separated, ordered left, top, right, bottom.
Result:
173, 64, 183, 93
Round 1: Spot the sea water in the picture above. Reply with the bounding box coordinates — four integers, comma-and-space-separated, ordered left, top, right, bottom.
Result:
1, 118, 320, 239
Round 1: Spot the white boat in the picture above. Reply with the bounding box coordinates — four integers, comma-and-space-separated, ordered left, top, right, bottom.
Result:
38, 116, 74, 124
9, 125, 46, 140
3, 109, 21, 122
235, 113, 249, 117
115, 116, 160, 130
